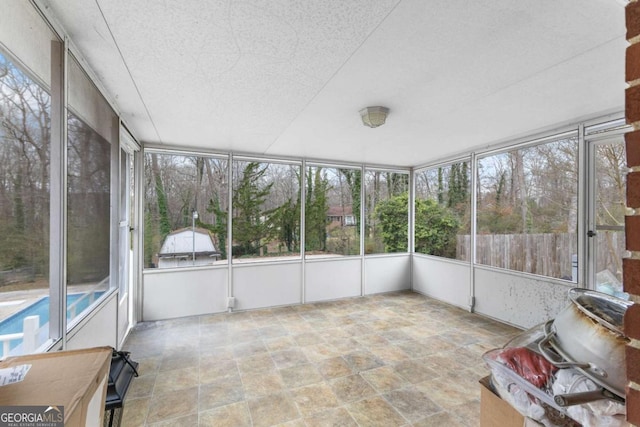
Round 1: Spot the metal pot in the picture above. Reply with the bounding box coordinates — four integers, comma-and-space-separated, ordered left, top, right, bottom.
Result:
538, 288, 632, 399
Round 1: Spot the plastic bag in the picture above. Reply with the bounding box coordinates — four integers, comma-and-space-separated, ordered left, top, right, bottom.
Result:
552, 369, 629, 427
495, 347, 557, 389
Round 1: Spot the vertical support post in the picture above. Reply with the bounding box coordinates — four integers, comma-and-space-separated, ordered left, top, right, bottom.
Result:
227, 153, 234, 311
22, 316, 39, 354
360, 165, 366, 296
578, 123, 588, 288
192, 211, 198, 264
469, 153, 478, 312
300, 160, 306, 304
110, 107, 121, 313
49, 38, 68, 348
408, 168, 415, 290
134, 144, 144, 323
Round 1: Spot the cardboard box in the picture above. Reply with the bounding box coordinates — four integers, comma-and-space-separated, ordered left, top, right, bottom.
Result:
0, 346, 111, 427
480, 375, 533, 427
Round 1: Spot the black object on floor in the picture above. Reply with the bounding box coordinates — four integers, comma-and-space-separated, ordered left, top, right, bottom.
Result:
104, 349, 139, 427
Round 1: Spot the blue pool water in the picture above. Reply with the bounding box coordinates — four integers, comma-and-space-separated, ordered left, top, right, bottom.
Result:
0, 291, 105, 356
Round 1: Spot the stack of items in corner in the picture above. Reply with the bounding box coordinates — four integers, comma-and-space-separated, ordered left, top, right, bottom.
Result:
482, 288, 632, 427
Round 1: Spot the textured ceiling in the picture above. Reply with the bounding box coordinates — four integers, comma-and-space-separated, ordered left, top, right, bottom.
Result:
38, 0, 626, 167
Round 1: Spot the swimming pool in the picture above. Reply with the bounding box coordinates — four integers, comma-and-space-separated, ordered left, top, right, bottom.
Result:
0, 291, 105, 356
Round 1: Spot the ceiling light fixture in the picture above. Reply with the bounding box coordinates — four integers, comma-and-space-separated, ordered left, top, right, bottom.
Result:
359, 106, 389, 128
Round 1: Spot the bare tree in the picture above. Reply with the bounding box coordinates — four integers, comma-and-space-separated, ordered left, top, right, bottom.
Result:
0, 52, 50, 277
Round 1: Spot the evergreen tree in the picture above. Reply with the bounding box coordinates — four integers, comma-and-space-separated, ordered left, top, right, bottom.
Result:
461, 162, 469, 201
205, 194, 227, 259
151, 154, 171, 237
143, 211, 155, 267
437, 167, 444, 205
414, 197, 459, 257
447, 164, 458, 208
447, 162, 469, 211
232, 162, 273, 256
305, 167, 329, 251
376, 193, 459, 256
273, 196, 300, 253
339, 169, 361, 234
386, 172, 408, 198
375, 192, 410, 252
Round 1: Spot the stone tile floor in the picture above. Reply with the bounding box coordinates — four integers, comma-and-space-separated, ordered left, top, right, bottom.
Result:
121, 291, 520, 426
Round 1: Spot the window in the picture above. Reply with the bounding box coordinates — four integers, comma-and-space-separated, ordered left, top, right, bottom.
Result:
364, 170, 409, 254
305, 166, 360, 257
476, 134, 578, 280
66, 55, 116, 326
415, 161, 471, 260
232, 160, 300, 261
144, 153, 228, 268
590, 133, 626, 289
0, 50, 51, 357
0, 0, 61, 356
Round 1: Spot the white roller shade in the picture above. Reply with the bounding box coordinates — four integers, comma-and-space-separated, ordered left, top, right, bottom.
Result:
68, 54, 117, 143
0, 1, 58, 86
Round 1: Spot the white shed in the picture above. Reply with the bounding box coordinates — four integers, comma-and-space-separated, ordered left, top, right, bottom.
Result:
157, 228, 221, 268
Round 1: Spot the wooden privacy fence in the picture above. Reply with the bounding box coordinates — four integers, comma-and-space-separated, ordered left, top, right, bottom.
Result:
456, 232, 624, 280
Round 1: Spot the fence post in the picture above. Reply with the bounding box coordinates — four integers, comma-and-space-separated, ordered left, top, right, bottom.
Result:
22, 315, 39, 354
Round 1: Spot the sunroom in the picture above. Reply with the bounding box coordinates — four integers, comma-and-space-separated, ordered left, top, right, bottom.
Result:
0, 0, 636, 425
